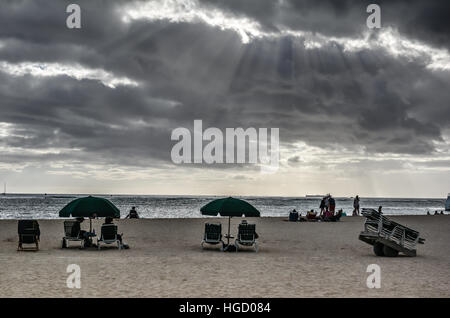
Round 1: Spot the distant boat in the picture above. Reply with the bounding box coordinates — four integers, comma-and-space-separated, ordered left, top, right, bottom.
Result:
446, 194, 450, 211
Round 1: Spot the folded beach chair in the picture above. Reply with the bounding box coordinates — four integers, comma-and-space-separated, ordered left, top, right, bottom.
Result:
62, 220, 84, 249
234, 222, 258, 252
359, 208, 425, 257
18, 220, 40, 251
201, 223, 224, 250
97, 224, 121, 250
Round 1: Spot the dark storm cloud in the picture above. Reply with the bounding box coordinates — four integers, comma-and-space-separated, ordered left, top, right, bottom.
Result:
0, 0, 449, 171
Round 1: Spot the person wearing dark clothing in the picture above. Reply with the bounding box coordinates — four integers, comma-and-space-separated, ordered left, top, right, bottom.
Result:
329, 196, 336, 213
353, 195, 360, 216
104, 217, 123, 243
125, 207, 139, 219
319, 198, 326, 215
73, 217, 87, 239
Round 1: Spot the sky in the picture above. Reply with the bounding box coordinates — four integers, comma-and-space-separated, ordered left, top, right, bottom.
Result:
0, 0, 449, 197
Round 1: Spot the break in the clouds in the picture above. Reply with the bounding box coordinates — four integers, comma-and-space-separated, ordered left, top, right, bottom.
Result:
0, 0, 449, 197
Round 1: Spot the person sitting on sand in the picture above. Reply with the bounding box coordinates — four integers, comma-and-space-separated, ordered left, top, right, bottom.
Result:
434, 211, 438, 215
289, 209, 299, 222
328, 209, 343, 222
307, 209, 318, 220
125, 207, 139, 219
322, 209, 334, 221
378, 206, 383, 214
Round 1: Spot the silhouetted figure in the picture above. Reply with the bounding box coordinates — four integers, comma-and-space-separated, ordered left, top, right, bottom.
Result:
353, 195, 360, 216
125, 207, 139, 219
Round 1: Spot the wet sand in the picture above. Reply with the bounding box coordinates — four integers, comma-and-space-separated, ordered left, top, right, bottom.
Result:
0, 216, 449, 297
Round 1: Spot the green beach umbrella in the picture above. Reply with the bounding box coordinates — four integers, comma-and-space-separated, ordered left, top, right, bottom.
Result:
59, 196, 120, 232
200, 197, 260, 245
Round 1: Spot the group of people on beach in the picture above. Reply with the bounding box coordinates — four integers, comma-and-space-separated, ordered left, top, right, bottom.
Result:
427, 210, 446, 215
289, 194, 344, 222
288, 194, 367, 222
68, 207, 140, 248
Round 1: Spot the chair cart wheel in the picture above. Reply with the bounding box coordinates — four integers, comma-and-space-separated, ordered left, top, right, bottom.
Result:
373, 242, 385, 256
62, 239, 66, 249
383, 245, 399, 257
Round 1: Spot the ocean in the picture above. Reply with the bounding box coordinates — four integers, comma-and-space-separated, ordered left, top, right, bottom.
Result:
0, 194, 446, 219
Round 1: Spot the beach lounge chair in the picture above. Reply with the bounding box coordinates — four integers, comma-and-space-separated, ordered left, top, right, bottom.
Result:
234, 222, 258, 252
62, 220, 84, 248
18, 220, 40, 251
201, 223, 224, 250
359, 208, 425, 257
97, 224, 121, 250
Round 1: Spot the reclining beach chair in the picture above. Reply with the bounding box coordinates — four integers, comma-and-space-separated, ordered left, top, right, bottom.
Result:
97, 224, 121, 250
201, 223, 224, 250
359, 208, 425, 257
18, 220, 40, 251
62, 220, 84, 249
234, 222, 258, 252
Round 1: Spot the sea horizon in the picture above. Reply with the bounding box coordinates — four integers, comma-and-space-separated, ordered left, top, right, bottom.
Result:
1, 192, 448, 200
0, 193, 447, 219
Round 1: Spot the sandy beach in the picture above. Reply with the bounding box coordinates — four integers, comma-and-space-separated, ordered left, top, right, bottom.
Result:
0, 216, 449, 298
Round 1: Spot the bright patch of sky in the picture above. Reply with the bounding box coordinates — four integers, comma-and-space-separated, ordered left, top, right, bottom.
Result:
0, 61, 139, 88
122, 0, 450, 71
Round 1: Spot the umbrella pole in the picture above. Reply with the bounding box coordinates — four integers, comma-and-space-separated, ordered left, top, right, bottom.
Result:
90, 218, 92, 233
227, 216, 231, 245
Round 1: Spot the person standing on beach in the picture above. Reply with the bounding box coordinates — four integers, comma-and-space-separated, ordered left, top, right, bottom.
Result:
353, 195, 360, 216
319, 198, 326, 216
125, 207, 140, 219
328, 196, 336, 214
